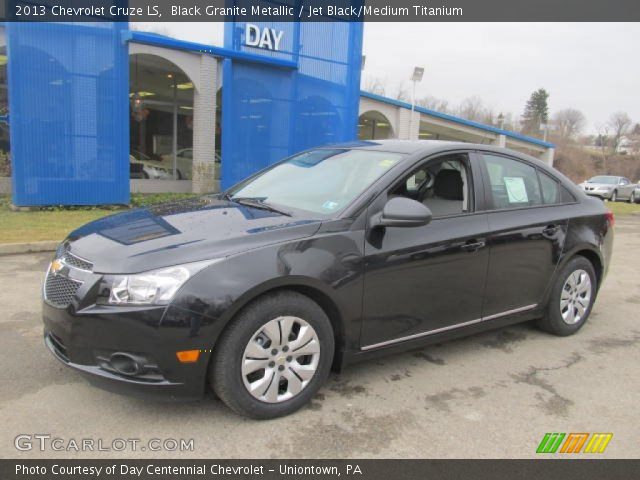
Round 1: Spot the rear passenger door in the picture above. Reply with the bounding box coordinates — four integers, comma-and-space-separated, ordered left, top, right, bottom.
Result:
479, 153, 571, 318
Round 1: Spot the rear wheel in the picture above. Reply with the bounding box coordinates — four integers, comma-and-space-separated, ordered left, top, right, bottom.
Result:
211, 291, 334, 419
630, 191, 636, 203
610, 190, 617, 202
537, 256, 596, 336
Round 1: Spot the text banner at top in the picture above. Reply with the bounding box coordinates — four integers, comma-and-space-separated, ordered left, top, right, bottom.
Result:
3, 0, 640, 22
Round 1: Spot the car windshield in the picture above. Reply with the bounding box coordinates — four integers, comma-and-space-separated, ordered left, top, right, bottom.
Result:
588, 176, 618, 184
228, 149, 404, 216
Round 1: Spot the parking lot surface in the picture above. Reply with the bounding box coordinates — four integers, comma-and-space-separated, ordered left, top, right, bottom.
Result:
1, 216, 638, 459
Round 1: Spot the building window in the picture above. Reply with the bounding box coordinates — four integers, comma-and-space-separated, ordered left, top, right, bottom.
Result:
129, 54, 194, 181
358, 111, 393, 140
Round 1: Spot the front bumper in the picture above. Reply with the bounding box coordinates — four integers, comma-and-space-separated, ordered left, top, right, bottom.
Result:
42, 301, 212, 401
584, 190, 612, 199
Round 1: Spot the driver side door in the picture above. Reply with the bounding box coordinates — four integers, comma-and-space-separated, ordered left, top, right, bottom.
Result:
360, 152, 490, 349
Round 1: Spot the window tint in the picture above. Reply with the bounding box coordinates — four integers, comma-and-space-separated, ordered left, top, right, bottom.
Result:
538, 171, 560, 204
561, 186, 576, 203
391, 154, 471, 217
482, 154, 542, 209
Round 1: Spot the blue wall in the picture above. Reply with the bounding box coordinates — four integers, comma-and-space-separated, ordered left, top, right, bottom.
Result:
7, 23, 129, 206
221, 19, 364, 189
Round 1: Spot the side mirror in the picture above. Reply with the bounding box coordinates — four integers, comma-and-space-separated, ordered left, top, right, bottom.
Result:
371, 197, 433, 229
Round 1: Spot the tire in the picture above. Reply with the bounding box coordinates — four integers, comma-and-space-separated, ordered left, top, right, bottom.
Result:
610, 190, 617, 202
537, 256, 597, 336
142, 171, 150, 179
176, 169, 183, 180
630, 191, 636, 204
210, 291, 334, 419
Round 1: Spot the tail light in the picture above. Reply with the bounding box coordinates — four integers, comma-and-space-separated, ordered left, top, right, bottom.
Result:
605, 211, 615, 228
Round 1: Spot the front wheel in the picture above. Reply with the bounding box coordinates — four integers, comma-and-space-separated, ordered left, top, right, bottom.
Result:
537, 256, 596, 336
610, 190, 617, 202
210, 291, 334, 419
629, 191, 636, 204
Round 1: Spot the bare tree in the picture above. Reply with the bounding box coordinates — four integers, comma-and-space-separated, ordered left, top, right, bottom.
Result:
553, 108, 586, 140
394, 81, 410, 102
417, 95, 450, 113
363, 76, 386, 96
608, 112, 632, 153
456, 96, 485, 123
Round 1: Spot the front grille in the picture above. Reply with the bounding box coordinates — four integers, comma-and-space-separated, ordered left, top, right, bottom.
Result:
44, 272, 82, 308
62, 251, 93, 271
56, 243, 93, 271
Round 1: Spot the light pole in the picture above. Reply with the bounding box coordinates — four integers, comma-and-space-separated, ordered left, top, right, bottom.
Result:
409, 66, 424, 139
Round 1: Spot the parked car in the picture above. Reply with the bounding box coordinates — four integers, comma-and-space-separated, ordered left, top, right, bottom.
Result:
579, 175, 634, 202
160, 148, 222, 180
43, 141, 613, 418
129, 152, 173, 180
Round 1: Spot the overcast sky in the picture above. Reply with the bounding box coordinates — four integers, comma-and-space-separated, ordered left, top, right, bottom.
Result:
133, 22, 640, 133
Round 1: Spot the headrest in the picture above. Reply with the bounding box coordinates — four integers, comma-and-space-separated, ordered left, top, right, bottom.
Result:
434, 169, 463, 200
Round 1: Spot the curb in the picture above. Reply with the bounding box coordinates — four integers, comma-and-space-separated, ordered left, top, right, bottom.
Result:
0, 241, 58, 256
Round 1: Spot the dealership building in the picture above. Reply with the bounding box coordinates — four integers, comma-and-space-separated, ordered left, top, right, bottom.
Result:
0, 23, 554, 206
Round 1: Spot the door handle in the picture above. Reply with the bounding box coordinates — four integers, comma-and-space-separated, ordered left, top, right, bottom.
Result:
461, 240, 486, 252
543, 225, 559, 236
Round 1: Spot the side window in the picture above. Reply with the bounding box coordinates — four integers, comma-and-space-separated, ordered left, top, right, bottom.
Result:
390, 153, 472, 218
482, 154, 542, 209
538, 170, 560, 204
621, 178, 630, 185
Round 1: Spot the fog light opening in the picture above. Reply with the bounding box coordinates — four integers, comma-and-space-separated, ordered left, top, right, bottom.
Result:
110, 353, 143, 376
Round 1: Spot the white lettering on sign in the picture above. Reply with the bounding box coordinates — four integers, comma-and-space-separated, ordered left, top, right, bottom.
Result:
245, 24, 284, 51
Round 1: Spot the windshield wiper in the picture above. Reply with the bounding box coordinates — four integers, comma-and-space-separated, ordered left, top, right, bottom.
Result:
231, 197, 292, 217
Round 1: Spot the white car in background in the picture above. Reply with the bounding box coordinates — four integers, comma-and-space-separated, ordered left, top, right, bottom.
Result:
161, 148, 221, 180
129, 151, 173, 180
579, 175, 636, 202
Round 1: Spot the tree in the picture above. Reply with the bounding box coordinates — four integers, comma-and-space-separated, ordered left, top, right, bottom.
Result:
608, 112, 632, 153
417, 95, 449, 113
394, 81, 410, 102
553, 108, 586, 140
522, 88, 549, 135
363, 76, 386, 96
456, 96, 485, 122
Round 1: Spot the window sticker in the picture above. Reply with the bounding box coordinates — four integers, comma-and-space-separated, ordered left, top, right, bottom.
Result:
504, 176, 529, 203
322, 201, 339, 210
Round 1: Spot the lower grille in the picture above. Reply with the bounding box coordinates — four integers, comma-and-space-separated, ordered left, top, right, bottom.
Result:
44, 272, 82, 308
47, 333, 69, 362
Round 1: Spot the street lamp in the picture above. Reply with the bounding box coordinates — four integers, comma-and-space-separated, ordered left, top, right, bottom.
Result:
409, 66, 424, 138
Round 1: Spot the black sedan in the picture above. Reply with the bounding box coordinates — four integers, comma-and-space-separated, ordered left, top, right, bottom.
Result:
42, 141, 614, 418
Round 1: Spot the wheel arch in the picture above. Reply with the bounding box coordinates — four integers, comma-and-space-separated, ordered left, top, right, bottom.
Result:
214, 277, 348, 368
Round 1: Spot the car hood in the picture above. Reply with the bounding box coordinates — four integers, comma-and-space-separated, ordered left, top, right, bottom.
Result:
65, 197, 322, 274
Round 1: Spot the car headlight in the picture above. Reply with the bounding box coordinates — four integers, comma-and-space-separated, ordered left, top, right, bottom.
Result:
101, 260, 220, 306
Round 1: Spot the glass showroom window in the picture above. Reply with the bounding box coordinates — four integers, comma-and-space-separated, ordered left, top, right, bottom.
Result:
129, 54, 194, 181
358, 111, 393, 140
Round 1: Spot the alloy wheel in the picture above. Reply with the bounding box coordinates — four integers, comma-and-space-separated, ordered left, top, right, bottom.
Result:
241, 316, 321, 403
560, 269, 592, 325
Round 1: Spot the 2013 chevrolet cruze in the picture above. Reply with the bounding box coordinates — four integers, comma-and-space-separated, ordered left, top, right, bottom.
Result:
43, 141, 614, 418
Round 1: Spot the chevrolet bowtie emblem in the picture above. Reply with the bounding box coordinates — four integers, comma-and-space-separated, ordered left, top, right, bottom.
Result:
50, 259, 63, 275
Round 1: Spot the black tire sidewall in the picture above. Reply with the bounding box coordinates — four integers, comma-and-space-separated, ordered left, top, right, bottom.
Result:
211, 291, 334, 419
544, 257, 597, 336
